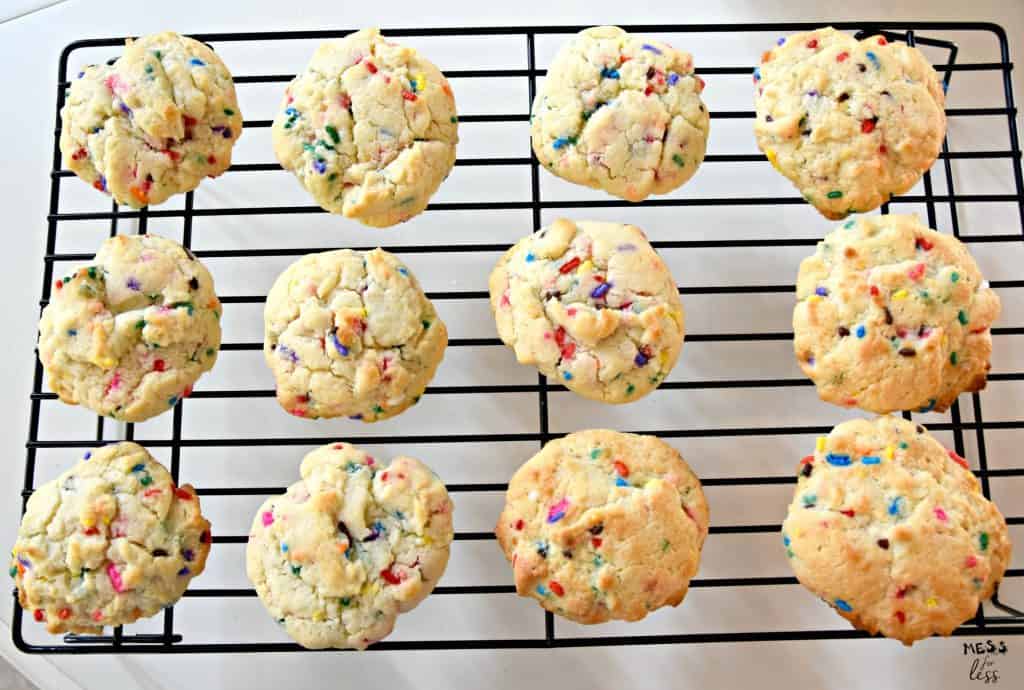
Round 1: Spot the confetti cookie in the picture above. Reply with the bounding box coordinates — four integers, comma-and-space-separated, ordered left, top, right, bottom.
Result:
60, 31, 243, 208
38, 234, 222, 422
11, 442, 211, 635
272, 28, 459, 227
496, 430, 709, 624
783, 416, 1011, 645
532, 26, 709, 202
246, 442, 453, 649
754, 27, 945, 219
793, 215, 999, 414
489, 218, 684, 403
264, 248, 447, 421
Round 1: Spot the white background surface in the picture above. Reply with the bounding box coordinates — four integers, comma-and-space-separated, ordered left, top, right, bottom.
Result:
1, 1, 1023, 689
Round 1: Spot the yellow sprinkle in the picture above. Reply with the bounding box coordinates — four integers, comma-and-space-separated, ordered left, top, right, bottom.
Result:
359, 308, 368, 317
312, 610, 326, 622
766, 148, 780, 170
415, 72, 426, 91
816, 436, 827, 452
892, 289, 909, 300
578, 260, 594, 274
884, 445, 895, 461
102, 515, 112, 525
807, 294, 822, 304
927, 597, 937, 608
81, 517, 95, 528
658, 350, 670, 365
941, 335, 948, 348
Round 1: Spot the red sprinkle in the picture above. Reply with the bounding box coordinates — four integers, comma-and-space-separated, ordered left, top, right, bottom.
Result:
840, 509, 855, 517
644, 85, 654, 96
861, 119, 876, 134
908, 262, 926, 281
402, 90, 417, 102
33, 609, 44, 622
895, 610, 906, 623
879, 145, 888, 154
915, 236, 934, 251
965, 555, 978, 568
143, 488, 162, 498
837, 51, 849, 62
612, 460, 630, 477
869, 285, 880, 297
163, 149, 181, 162
695, 75, 705, 91
58, 608, 71, 620
948, 449, 969, 470
381, 472, 389, 482
619, 54, 632, 63
365, 61, 378, 74
514, 519, 524, 531
71, 148, 88, 161
92, 610, 103, 622
559, 257, 581, 274
55, 279, 63, 290
878, 37, 888, 45
380, 565, 402, 585
807, 39, 819, 49
84, 527, 99, 536
92, 180, 105, 192
174, 487, 193, 500
800, 455, 815, 465
896, 586, 909, 599
153, 359, 165, 372
183, 115, 198, 128
207, 155, 216, 165
591, 537, 603, 548
548, 580, 565, 597
561, 342, 576, 360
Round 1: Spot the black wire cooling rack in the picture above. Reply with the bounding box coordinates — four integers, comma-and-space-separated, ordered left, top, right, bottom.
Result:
15, 21, 1024, 654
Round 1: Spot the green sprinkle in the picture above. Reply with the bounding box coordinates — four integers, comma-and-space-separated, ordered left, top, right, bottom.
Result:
671, 153, 685, 167
328, 173, 338, 182
951, 271, 960, 283
422, 320, 431, 330
590, 448, 602, 459
9, 566, 17, 578
843, 220, 855, 229
87, 267, 97, 279
899, 442, 909, 449
980, 532, 989, 551
223, 108, 235, 116
206, 348, 214, 356
170, 301, 195, 315
958, 309, 968, 325
826, 190, 843, 199
450, 116, 458, 123
340, 597, 351, 607
950, 351, 959, 365
373, 405, 384, 414
153, 50, 162, 59
291, 565, 301, 576
325, 125, 340, 143
302, 143, 316, 152
661, 539, 670, 552
135, 320, 146, 329
626, 383, 635, 395
145, 64, 153, 74
140, 475, 152, 486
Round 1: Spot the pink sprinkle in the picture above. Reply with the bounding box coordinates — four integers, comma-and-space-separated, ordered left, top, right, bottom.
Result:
683, 505, 695, 521
106, 563, 124, 593
934, 507, 948, 522
908, 263, 926, 281
965, 555, 978, 568
366, 457, 375, 466
261, 511, 274, 527
547, 498, 569, 523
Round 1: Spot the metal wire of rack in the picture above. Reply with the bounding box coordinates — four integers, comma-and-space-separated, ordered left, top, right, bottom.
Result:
14, 21, 1024, 653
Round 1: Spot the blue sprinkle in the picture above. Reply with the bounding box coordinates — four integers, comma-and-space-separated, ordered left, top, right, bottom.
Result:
278, 344, 300, 363
97, 175, 107, 191
815, 286, 828, 297
552, 136, 573, 149
183, 549, 194, 562
189, 58, 206, 67
942, 81, 949, 94
349, 414, 363, 420
67, 329, 77, 337
807, 356, 815, 367
783, 534, 791, 546
590, 282, 611, 299
313, 159, 326, 174
600, 67, 620, 79
667, 72, 679, 86
641, 43, 662, 55
83, 451, 91, 460
634, 351, 649, 366
888, 496, 904, 516
865, 51, 881, 69
753, 67, 761, 81
834, 598, 853, 612
119, 102, 131, 116
562, 371, 573, 381
826, 453, 851, 466
330, 333, 349, 357
615, 477, 629, 487
525, 252, 535, 263
776, 37, 786, 46
281, 543, 289, 552
536, 584, 548, 596
285, 107, 298, 116
918, 398, 937, 413
398, 267, 408, 275
177, 567, 190, 576
855, 325, 866, 338
77, 71, 85, 78
861, 456, 881, 465
131, 463, 145, 473
168, 396, 178, 407
126, 277, 141, 291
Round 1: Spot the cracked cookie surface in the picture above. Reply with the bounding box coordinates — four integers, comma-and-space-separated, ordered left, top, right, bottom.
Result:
264, 248, 447, 421
60, 31, 243, 208
489, 218, 684, 403
754, 26, 945, 219
38, 234, 222, 422
12, 442, 211, 635
782, 416, 1011, 645
496, 430, 709, 624
272, 28, 459, 227
246, 443, 453, 649
793, 214, 999, 414
531, 26, 709, 202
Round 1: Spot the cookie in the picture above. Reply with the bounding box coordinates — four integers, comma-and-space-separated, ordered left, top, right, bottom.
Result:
246, 442, 453, 649
782, 416, 1011, 645
264, 248, 447, 421
60, 31, 243, 208
496, 430, 709, 624
754, 27, 945, 219
38, 234, 222, 422
489, 218, 684, 403
793, 214, 999, 414
272, 28, 458, 228
531, 26, 709, 201
11, 442, 211, 634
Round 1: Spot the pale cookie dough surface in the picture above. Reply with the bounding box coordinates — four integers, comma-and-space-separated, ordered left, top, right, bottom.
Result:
246, 443, 453, 649
60, 31, 243, 208
496, 430, 708, 624
38, 234, 222, 423
532, 26, 709, 202
793, 214, 999, 414
489, 218, 684, 403
782, 416, 1011, 645
264, 248, 447, 421
272, 28, 459, 228
754, 27, 945, 219
11, 442, 211, 635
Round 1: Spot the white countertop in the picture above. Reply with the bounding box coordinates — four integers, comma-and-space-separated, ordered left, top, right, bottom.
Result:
2, 1, 1023, 688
